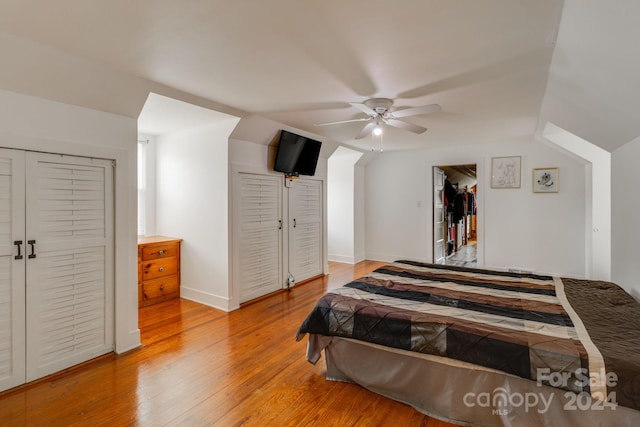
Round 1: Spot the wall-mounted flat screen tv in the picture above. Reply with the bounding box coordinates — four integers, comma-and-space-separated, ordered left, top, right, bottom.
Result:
273, 130, 322, 176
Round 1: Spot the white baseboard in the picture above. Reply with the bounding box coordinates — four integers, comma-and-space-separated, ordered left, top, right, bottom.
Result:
180, 286, 234, 312
364, 252, 399, 263
328, 254, 356, 264
115, 329, 141, 354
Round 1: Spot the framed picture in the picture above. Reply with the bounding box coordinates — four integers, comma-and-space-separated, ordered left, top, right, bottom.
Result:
533, 167, 559, 193
491, 156, 521, 188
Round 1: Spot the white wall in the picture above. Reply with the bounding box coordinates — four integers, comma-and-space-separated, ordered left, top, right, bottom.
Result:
612, 137, 640, 299
364, 137, 587, 278
155, 119, 240, 311
138, 134, 157, 236
328, 146, 363, 263
0, 89, 140, 353
543, 122, 611, 280
365, 150, 430, 263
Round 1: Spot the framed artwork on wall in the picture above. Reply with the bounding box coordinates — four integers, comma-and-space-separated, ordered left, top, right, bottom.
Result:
533, 167, 559, 193
491, 156, 521, 188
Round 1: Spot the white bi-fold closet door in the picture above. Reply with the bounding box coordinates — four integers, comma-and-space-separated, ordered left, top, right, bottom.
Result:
237, 172, 284, 303
236, 172, 323, 303
287, 178, 323, 285
0, 149, 114, 392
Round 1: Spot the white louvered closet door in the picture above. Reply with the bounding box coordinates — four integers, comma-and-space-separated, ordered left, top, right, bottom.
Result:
238, 173, 283, 303
288, 179, 322, 283
0, 149, 26, 392
25, 153, 114, 382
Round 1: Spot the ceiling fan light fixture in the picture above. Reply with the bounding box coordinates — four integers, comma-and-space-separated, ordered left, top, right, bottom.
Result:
317, 98, 438, 140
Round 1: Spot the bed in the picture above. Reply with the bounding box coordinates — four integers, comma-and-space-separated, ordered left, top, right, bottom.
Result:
296, 261, 640, 426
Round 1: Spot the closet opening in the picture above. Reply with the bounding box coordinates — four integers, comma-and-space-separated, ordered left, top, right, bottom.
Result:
433, 164, 477, 267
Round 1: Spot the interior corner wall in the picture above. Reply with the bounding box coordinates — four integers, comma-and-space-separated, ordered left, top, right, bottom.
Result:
0, 88, 140, 354
364, 138, 587, 278
327, 147, 363, 264
155, 119, 239, 311
365, 150, 433, 263
138, 133, 157, 236
541, 123, 611, 281
612, 137, 640, 299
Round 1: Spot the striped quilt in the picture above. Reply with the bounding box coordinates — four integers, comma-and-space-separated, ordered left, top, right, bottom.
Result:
296, 261, 640, 410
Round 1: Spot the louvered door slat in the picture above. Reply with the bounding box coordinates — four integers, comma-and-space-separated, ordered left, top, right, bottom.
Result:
25, 153, 113, 382
0, 159, 14, 255
238, 173, 282, 302
37, 163, 105, 242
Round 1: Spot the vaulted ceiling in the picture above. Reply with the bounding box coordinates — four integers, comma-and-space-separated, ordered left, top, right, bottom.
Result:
1, 0, 639, 152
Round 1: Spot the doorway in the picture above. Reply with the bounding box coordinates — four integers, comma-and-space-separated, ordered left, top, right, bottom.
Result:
433, 164, 477, 267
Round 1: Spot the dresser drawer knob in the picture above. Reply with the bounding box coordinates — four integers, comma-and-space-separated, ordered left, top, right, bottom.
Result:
158, 267, 164, 272
158, 250, 165, 255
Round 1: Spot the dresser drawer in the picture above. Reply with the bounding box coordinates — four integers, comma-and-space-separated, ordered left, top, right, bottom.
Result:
141, 242, 179, 261
141, 275, 179, 303
141, 257, 178, 280
137, 236, 182, 307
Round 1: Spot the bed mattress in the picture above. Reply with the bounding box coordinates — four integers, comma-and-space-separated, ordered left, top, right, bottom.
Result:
297, 261, 640, 423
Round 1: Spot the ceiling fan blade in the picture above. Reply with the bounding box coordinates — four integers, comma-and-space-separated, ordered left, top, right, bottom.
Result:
385, 119, 427, 134
390, 104, 441, 118
355, 122, 377, 139
349, 102, 377, 116
314, 117, 371, 126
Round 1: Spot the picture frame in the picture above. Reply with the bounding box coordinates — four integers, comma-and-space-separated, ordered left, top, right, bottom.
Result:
533, 167, 559, 193
491, 156, 521, 188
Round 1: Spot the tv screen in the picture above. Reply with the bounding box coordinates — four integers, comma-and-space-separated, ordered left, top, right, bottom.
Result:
273, 130, 321, 176
294, 136, 322, 176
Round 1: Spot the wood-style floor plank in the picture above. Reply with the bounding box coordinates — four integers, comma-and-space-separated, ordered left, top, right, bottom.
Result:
0, 260, 459, 426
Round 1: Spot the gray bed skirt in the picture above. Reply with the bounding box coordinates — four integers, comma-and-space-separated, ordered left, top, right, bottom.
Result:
308, 335, 640, 427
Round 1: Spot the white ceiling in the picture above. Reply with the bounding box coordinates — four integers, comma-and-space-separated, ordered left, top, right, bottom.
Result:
138, 93, 237, 136
2, 0, 639, 152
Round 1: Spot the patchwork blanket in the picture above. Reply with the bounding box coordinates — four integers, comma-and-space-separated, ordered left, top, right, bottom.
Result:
296, 261, 640, 411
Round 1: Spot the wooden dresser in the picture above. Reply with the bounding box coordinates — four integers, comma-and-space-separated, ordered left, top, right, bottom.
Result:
138, 236, 183, 307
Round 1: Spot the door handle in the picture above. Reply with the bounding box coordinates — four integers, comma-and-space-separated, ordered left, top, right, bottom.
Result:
293, 218, 296, 228
14, 240, 23, 260
28, 240, 36, 259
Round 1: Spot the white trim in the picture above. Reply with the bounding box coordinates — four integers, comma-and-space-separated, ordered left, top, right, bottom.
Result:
180, 286, 235, 312
328, 254, 356, 264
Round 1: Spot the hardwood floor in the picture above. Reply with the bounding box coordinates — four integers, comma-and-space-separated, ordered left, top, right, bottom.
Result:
0, 261, 458, 426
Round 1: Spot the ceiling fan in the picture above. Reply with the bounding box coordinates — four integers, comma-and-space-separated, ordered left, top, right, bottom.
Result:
314, 98, 441, 139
